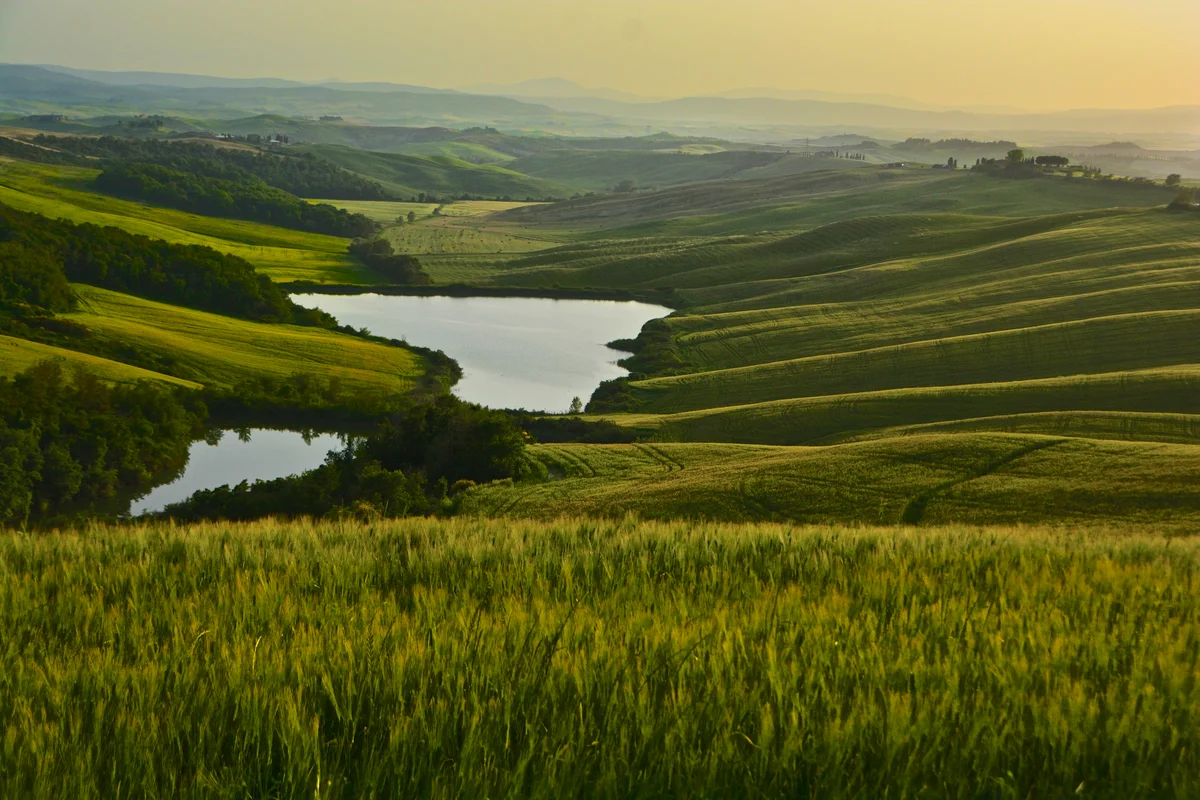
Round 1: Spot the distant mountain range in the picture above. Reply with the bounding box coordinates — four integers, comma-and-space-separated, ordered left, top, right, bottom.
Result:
2, 64, 1197, 141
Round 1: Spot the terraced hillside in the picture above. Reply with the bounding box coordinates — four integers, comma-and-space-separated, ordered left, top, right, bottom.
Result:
461, 435, 1200, 529
66, 285, 425, 391
471, 167, 1199, 449
0, 159, 371, 283
496, 167, 1176, 234
294, 144, 572, 200
504, 149, 867, 192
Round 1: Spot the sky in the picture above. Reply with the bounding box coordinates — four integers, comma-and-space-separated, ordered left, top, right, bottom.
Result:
1, 0, 1196, 111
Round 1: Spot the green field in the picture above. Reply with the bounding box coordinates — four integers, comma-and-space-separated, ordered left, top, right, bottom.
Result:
505, 149, 867, 192
414, 172, 1198, 449
312, 199, 440, 223
65, 285, 425, 390
0, 159, 373, 283
495, 167, 1177, 234
0, 334, 199, 387
293, 144, 572, 200
3, 516, 1197, 797
461, 434, 1200, 528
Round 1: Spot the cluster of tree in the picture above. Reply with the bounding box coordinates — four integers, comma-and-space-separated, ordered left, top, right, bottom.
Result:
157, 395, 529, 522
900, 138, 1018, 151
123, 116, 167, 130
348, 238, 433, 284
504, 411, 637, 444
0, 201, 334, 327
95, 162, 379, 238
206, 373, 423, 431
0, 361, 206, 527
812, 150, 866, 160
1169, 187, 1198, 211
0, 135, 87, 166
1034, 155, 1071, 168
0, 237, 73, 314
30, 136, 393, 200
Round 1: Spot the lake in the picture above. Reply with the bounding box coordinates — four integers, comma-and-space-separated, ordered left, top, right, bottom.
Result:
291, 294, 670, 412
130, 429, 343, 516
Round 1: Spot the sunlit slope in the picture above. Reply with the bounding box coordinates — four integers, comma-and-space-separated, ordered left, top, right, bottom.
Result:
65, 285, 424, 390
460, 436, 1200, 529
295, 145, 572, 199
496, 167, 1175, 233
635, 311, 1200, 413
0, 159, 372, 283
0, 334, 199, 387
620, 368, 1199, 445
504, 149, 866, 192
571, 208, 1197, 444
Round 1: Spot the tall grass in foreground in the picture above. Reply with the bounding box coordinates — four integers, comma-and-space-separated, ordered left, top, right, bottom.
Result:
1, 517, 1197, 798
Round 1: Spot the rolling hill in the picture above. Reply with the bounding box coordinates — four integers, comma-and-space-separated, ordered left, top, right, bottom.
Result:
293, 144, 573, 199
461, 434, 1200, 528
445, 167, 1197, 450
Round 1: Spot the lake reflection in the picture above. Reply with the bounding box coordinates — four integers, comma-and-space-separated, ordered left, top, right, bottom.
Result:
131, 429, 342, 515
291, 294, 670, 412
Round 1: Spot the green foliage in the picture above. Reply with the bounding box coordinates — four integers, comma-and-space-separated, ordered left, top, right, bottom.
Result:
0, 240, 73, 313
29, 135, 394, 199
347, 238, 432, 285
0, 200, 333, 326
96, 161, 379, 239
160, 396, 527, 521
0, 135, 86, 166
63, 285, 428, 394
0, 361, 204, 527
1, 517, 1198, 796
463, 435, 1200, 529
295, 144, 571, 200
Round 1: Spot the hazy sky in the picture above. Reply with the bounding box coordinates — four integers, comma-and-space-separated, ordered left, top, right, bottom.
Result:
2, 0, 1196, 110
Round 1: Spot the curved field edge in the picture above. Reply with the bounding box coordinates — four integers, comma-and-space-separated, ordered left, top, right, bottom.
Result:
2, 516, 1197, 798
459, 434, 1200, 529
66, 284, 427, 391
605, 367, 1200, 445
0, 334, 200, 387
0, 159, 373, 283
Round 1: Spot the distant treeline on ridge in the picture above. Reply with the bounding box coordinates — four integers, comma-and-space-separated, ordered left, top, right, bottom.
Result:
0, 201, 334, 327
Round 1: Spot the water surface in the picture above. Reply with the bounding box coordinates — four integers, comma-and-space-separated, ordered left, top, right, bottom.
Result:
292, 294, 669, 411
131, 429, 342, 515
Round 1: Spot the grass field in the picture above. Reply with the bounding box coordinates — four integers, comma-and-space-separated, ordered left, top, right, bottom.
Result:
294, 144, 572, 200
0, 159, 373, 283
504, 149, 866, 192
0, 334, 199, 387
457, 186, 1200, 446
461, 434, 1200, 528
2, 516, 1197, 798
64, 284, 425, 390
496, 167, 1176, 234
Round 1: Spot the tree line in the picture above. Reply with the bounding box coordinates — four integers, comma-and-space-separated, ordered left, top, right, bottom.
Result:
347, 238, 433, 285
0, 201, 335, 326
0, 362, 206, 527
156, 394, 529, 523
29, 135, 394, 200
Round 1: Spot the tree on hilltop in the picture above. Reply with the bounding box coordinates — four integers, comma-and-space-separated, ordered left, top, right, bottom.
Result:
1166, 174, 1182, 188
1007, 149, 1025, 164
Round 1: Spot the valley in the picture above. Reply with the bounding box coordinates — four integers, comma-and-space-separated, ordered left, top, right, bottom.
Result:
1, 50, 1197, 797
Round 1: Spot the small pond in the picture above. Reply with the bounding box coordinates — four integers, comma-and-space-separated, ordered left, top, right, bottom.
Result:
130, 429, 343, 516
291, 294, 670, 412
